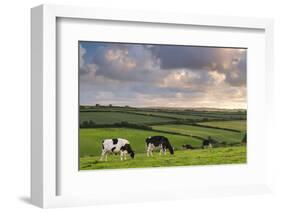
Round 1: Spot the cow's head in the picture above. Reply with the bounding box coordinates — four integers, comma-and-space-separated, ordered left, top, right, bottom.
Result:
126, 144, 135, 159
130, 151, 135, 159
121, 144, 135, 159
169, 147, 174, 155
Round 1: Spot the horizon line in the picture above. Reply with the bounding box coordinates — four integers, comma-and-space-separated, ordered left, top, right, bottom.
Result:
80, 104, 247, 110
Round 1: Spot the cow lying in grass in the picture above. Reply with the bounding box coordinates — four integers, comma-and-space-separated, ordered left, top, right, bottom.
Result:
146, 136, 174, 157
182, 144, 195, 150
100, 138, 135, 161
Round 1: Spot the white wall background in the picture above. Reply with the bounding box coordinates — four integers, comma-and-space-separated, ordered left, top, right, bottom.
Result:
0, 0, 281, 212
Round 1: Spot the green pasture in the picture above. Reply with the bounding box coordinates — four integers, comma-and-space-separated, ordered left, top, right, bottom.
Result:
151, 124, 245, 144
189, 111, 246, 120
130, 111, 207, 120
80, 106, 246, 121
80, 111, 175, 125
198, 120, 246, 132
79, 106, 247, 170
79, 128, 202, 157
80, 146, 246, 170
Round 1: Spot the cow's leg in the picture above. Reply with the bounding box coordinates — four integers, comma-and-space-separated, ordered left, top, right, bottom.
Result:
159, 148, 162, 156
120, 151, 124, 161
209, 143, 213, 148
124, 152, 127, 160
104, 152, 108, 161
164, 148, 167, 155
150, 144, 154, 157
121, 152, 127, 160
100, 150, 106, 161
147, 144, 152, 157
146, 149, 150, 157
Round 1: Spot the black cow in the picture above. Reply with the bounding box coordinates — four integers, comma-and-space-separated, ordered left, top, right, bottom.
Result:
146, 136, 174, 156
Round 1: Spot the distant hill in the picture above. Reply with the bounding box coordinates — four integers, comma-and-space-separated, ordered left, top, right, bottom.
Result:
80, 105, 246, 113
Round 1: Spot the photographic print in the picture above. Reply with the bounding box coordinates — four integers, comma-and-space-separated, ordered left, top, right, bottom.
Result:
79, 41, 247, 170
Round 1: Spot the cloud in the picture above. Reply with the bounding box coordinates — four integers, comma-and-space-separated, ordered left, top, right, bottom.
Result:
151, 46, 247, 87
208, 70, 226, 85
79, 45, 87, 73
79, 44, 98, 76
85, 44, 164, 83
79, 42, 247, 108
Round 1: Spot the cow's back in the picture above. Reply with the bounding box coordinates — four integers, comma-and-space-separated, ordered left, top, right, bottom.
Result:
102, 138, 129, 151
146, 136, 166, 146
117, 138, 129, 145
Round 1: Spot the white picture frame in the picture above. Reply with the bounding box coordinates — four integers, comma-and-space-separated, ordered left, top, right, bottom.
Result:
31, 4, 274, 208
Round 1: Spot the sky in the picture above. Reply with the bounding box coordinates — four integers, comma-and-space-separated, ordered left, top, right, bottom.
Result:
79, 41, 247, 109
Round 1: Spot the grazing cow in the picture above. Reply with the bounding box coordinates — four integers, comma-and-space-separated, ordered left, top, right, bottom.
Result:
182, 144, 194, 150
146, 136, 174, 157
100, 138, 135, 161
202, 136, 213, 149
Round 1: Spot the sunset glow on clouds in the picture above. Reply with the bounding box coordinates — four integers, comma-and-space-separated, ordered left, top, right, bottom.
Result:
79, 42, 247, 109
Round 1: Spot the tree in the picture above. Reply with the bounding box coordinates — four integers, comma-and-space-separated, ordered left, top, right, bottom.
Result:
81, 121, 89, 128
89, 120, 95, 127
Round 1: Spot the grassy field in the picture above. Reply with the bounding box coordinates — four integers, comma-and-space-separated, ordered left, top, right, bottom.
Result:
129, 111, 209, 120
80, 107, 246, 123
151, 124, 244, 144
80, 128, 202, 156
80, 146, 246, 170
198, 120, 246, 132
186, 111, 246, 120
79, 106, 247, 170
80, 111, 176, 124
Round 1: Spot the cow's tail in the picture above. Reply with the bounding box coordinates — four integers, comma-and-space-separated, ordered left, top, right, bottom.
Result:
165, 138, 174, 155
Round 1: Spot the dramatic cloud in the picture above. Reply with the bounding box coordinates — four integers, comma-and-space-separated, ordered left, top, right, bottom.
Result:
79, 42, 247, 109
151, 46, 246, 87
85, 43, 164, 83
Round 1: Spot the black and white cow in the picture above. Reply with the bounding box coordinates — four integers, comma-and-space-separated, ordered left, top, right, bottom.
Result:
182, 144, 194, 150
201, 136, 213, 149
146, 136, 174, 157
100, 138, 135, 161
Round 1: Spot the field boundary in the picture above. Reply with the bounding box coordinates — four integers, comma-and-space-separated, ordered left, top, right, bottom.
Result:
80, 107, 246, 122
189, 123, 242, 133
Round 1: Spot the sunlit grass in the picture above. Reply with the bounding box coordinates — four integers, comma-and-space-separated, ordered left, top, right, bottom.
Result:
80, 146, 246, 170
